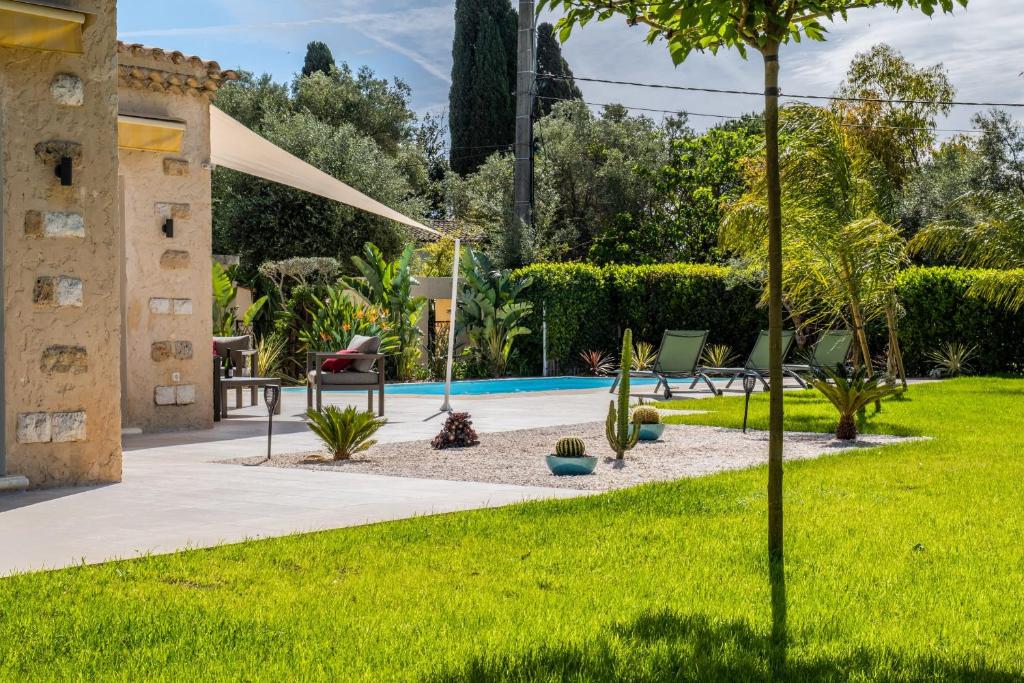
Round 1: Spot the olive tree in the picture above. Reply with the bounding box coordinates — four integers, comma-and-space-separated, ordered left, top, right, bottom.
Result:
538, 0, 967, 668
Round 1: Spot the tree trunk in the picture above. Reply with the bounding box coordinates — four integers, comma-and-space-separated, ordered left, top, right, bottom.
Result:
763, 45, 784, 568
886, 302, 908, 390
836, 414, 858, 441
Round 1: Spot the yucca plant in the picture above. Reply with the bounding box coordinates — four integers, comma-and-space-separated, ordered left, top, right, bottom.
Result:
810, 365, 899, 440
305, 406, 386, 461
926, 342, 976, 378
700, 344, 737, 368
255, 333, 287, 378
631, 342, 658, 371
579, 350, 616, 376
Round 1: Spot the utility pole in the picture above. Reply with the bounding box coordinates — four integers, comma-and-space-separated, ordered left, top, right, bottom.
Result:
513, 0, 536, 261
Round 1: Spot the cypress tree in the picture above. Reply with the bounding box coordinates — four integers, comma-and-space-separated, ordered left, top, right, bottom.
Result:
302, 41, 336, 77
449, 0, 517, 175
534, 22, 582, 118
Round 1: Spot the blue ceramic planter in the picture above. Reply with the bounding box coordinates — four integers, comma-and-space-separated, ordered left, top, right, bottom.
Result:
630, 423, 666, 441
545, 454, 598, 475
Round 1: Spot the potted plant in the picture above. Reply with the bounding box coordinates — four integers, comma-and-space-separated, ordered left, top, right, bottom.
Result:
630, 406, 665, 441
545, 437, 598, 475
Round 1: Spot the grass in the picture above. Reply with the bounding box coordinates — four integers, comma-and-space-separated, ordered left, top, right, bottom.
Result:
2, 378, 1023, 680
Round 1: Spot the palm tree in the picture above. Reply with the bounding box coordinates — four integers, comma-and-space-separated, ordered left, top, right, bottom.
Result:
909, 190, 1024, 311
722, 104, 909, 384
811, 365, 899, 440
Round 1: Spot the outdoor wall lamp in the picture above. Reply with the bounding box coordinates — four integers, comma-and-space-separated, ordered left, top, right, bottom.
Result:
54, 156, 73, 186
161, 218, 174, 238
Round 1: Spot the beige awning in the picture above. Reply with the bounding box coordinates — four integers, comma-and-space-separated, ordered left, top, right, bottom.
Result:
209, 106, 437, 236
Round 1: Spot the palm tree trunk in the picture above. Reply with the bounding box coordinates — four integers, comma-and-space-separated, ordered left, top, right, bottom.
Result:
885, 302, 908, 389
763, 44, 784, 570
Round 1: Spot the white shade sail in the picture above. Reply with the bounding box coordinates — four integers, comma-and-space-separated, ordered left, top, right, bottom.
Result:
209, 106, 438, 236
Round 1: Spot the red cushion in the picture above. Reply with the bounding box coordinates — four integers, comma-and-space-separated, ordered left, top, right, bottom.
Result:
321, 349, 356, 373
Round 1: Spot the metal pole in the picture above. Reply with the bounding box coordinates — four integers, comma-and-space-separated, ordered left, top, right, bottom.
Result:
440, 238, 461, 413
542, 303, 548, 377
513, 0, 536, 250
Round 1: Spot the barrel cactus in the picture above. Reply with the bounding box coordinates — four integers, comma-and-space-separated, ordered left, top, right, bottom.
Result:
606, 328, 641, 460
631, 406, 661, 425
555, 436, 587, 457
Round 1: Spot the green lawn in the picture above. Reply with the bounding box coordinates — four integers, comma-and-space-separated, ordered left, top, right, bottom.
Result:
2, 379, 1023, 681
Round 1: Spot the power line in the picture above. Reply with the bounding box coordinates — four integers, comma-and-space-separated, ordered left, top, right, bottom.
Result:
538, 73, 1024, 109
534, 94, 985, 134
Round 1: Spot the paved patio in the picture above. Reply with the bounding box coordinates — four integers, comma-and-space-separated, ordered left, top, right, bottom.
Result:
0, 383, 734, 576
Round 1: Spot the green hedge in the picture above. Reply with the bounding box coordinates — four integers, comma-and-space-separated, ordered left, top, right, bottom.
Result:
512, 263, 1024, 376
894, 267, 1024, 375
512, 263, 764, 373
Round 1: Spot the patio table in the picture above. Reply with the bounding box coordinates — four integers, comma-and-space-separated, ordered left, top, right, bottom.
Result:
220, 376, 282, 418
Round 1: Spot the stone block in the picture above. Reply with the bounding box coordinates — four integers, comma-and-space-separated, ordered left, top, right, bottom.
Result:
16, 413, 51, 444
25, 211, 86, 239
174, 341, 194, 360
155, 202, 191, 220
51, 411, 87, 443
163, 158, 190, 176
149, 298, 171, 315
34, 276, 83, 307
50, 74, 84, 106
41, 345, 88, 375
151, 341, 173, 362
176, 385, 196, 405
173, 299, 193, 315
154, 385, 176, 406
160, 250, 190, 269
34, 140, 83, 166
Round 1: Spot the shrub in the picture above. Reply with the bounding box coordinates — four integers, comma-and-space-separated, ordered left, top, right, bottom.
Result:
554, 437, 587, 457
305, 406, 386, 461
631, 406, 661, 425
432, 412, 480, 449
926, 342, 977, 377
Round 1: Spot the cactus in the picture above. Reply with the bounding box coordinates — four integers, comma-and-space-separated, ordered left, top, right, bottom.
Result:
606, 328, 641, 460
555, 436, 587, 457
631, 406, 661, 425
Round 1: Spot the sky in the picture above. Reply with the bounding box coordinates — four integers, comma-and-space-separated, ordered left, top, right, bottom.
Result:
119, 0, 1024, 135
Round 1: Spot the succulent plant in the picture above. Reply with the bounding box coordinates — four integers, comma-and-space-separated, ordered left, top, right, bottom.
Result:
631, 406, 661, 425
554, 437, 587, 457
431, 411, 480, 449
606, 328, 641, 460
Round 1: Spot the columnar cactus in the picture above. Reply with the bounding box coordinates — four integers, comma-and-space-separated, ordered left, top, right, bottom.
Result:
555, 436, 587, 457
606, 328, 640, 460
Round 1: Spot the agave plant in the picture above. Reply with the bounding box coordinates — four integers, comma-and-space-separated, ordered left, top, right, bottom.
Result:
305, 406, 386, 461
700, 344, 737, 368
810, 365, 899, 440
926, 342, 977, 378
632, 341, 658, 371
579, 350, 615, 376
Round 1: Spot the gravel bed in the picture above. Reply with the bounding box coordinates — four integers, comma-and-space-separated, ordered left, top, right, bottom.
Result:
221, 422, 916, 492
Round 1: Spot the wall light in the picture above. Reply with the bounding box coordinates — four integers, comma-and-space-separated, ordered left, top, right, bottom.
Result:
162, 218, 174, 238
54, 155, 72, 186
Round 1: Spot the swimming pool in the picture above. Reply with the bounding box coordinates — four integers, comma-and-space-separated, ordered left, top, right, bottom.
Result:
288, 375, 717, 396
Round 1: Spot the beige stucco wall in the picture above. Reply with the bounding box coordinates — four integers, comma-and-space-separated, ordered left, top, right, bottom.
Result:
118, 74, 214, 432
1, 0, 123, 486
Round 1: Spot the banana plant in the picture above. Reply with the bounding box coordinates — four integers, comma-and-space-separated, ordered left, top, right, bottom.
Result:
212, 261, 267, 336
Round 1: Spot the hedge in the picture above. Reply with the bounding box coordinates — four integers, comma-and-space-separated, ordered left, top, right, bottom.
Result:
513, 263, 764, 373
894, 267, 1024, 375
511, 263, 1024, 376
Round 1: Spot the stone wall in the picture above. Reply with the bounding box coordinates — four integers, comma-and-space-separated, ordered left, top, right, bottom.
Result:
118, 80, 215, 432
1, 0, 123, 486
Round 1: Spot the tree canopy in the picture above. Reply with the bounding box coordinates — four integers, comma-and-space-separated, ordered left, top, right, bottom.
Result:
534, 22, 583, 118
301, 41, 336, 77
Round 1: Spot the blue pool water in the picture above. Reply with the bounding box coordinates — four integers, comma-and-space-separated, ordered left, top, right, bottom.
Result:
289, 375, 714, 396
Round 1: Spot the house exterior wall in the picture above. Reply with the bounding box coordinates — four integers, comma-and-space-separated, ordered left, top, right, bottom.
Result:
117, 68, 214, 432
0, 0, 123, 486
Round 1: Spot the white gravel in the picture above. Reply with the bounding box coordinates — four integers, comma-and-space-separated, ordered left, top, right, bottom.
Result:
222, 421, 916, 492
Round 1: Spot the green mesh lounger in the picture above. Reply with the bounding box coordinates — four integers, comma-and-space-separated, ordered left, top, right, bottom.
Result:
696, 329, 795, 392
782, 329, 855, 388
611, 330, 720, 398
